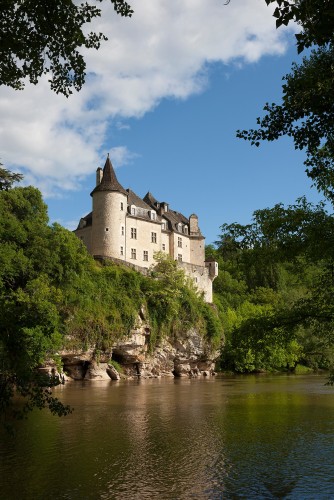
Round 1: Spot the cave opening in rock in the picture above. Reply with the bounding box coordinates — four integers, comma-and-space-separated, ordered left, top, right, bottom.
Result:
82, 360, 90, 378
111, 352, 124, 364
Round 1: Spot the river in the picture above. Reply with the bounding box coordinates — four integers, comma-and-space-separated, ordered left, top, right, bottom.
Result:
1, 374, 334, 499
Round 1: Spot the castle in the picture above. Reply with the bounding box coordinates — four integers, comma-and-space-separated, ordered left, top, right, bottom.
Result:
74, 156, 218, 302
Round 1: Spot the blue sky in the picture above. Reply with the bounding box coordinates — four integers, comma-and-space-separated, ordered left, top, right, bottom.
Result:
0, 1, 323, 245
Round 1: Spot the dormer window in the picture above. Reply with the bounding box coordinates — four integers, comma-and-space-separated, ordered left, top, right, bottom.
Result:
184, 225, 188, 234
162, 221, 166, 230
177, 223, 182, 232
131, 206, 136, 216
149, 211, 156, 221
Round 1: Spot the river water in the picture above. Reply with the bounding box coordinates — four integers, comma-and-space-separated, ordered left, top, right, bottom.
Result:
1, 374, 334, 499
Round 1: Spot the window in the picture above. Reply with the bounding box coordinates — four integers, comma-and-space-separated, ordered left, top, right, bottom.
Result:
120, 246, 124, 256
162, 222, 166, 230
131, 207, 136, 215
143, 250, 148, 261
178, 254, 182, 262
178, 237, 182, 248
121, 226, 124, 236
131, 227, 137, 239
162, 243, 166, 251
151, 232, 157, 243
105, 227, 109, 231
184, 225, 188, 234
121, 202, 124, 211
150, 211, 156, 221
131, 248, 136, 260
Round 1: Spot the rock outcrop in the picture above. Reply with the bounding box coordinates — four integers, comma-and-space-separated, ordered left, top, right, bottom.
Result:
42, 308, 221, 381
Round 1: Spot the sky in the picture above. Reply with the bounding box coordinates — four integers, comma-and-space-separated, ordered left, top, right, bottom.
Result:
0, 0, 324, 245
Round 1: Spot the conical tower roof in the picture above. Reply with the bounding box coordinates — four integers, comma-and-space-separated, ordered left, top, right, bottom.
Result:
90, 156, 128, 196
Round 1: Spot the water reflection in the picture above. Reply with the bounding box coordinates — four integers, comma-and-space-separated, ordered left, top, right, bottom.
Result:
1, 375, 334, 499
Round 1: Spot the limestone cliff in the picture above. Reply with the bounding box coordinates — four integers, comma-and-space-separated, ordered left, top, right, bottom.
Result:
52, 307, 221, 381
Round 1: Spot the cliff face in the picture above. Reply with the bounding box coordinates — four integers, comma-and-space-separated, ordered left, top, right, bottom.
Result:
56, 308, 221, 381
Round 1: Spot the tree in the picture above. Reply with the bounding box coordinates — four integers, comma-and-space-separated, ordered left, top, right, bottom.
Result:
237, 1, 334, 201
214, 197, 334, 376
0, 183, 93, 424
264, 0, 334, 52
216, 196, 334, 264
0, 164, 23, 190
0, 0, 133, 97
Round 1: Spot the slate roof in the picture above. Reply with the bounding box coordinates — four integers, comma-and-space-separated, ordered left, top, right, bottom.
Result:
163, 209, 191, 233
90, 156, 128, 196
76, 211, 92, 229
127, 189, 152, 210
143, 190, 201, 235
143, 191, 159, 208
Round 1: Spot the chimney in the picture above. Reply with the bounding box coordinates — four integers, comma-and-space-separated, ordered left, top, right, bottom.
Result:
96, 167, 103, 186
189, 214, 199, 235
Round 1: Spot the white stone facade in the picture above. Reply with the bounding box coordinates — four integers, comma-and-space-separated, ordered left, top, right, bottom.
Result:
75, 156, 218, 302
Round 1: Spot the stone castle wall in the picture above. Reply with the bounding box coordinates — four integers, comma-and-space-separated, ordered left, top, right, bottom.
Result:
179, 261, 214, 303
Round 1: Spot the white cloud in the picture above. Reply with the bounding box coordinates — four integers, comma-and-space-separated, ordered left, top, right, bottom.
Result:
0, 0, 293, 197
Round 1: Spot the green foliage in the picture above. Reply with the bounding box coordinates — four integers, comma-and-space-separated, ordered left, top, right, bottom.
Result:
198, 302, 222, 349
264, 0, 334, 52
294, 364, 313, 375
143, 252, 188, 332
0, 185, 73, 423
0, 0, 133, 96
212, 197, 334, 375
0, 165, 23, 191
141, 252, 223, 350
62, 260, 144, 351
108, 359, 123, 374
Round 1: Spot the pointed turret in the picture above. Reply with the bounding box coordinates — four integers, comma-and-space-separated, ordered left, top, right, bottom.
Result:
90, 155, 128, 259
91, 156, 128, 196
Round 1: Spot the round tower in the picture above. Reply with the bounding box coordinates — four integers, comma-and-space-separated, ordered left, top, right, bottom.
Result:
91, 156, 128, 259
